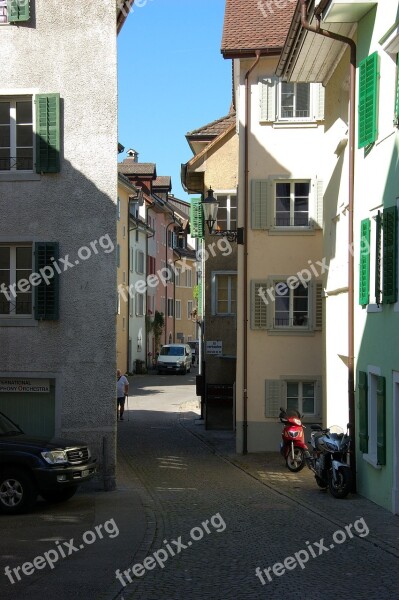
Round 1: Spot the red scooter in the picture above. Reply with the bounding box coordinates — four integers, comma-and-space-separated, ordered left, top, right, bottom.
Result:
279, 407, 308, 472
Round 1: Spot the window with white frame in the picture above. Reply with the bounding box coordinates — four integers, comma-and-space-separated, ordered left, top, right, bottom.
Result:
275, 281, 308, 327
175, 267, 181, 287
265, 378, 321, 418
0, 0, 7, 23
259, 77, 324, 124
136, 250, 144, 274
286, 381, 315, 415
214, 192, 237, 230
135, 293, 144, 316
275, 181, 310, 227
175, 299, 181, 319
0, 98, 33, 172
186, 268, 192, 288
212, 272, 237, 315
0, 245, 32, 316
187, 300, 193, 320
167, 298, 174, 317
280, 82, 310, 119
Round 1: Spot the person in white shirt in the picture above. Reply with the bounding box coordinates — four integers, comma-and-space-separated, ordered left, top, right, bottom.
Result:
116, 369, 129, 421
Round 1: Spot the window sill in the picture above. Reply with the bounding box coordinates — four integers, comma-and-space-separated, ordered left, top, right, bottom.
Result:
362, 453, 382, 470
367, 304, 382, 313
267, 329, 316, 336
0, 172, 41, 182
268, 227, 316, 236
273, 121, 319, 129
0, 318, 38, 327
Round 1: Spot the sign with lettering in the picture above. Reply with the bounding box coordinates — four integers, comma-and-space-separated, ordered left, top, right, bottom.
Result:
0, 379, 50, 393
206, 341, 222, 355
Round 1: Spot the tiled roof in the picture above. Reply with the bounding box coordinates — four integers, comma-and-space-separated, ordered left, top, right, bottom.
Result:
118, 171, 138, 191
187, 112, 236, 138
118, 160, 156, 177
221, 0, 295, 57
153, 176, 172, 189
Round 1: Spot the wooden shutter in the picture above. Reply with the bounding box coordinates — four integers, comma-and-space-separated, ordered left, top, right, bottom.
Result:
359, 218, 370, 305
259, 76, 277, 122
7, 0, 30, 22
358, 371, 368, 453
34, 242, 59, 321
251, 281, 268, 329
375, 211, 382, 305
251, 180, 269, 229
265, 380, 283, 417
313, 179, 323, 229
190, 197, 204, 239
314, 282, 323, 330
358, 52, 379, 149
313, 83, 325, 121
35, 94, 61, 173
383, 205, 398, 304
376, 375, 386, 465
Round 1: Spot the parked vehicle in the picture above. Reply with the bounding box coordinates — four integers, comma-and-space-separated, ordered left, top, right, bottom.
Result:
279, 407, 308, 472
306, 423, 353, 499
157, 344, 192, 374
0, 411, 97, 514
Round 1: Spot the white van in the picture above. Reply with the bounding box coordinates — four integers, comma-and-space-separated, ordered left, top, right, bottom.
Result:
157, 344, 192, 375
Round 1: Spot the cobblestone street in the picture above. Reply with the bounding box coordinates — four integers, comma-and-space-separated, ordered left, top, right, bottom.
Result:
116, 374, 399, 600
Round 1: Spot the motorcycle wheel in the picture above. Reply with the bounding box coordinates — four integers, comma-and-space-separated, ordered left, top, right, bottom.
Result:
315, 475, 328, 489
286, 447, 305, 472
328, 468, 353, 499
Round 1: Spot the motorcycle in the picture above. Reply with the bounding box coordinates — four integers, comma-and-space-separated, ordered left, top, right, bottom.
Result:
279, 407, 308, 472
306, 423, 353, 499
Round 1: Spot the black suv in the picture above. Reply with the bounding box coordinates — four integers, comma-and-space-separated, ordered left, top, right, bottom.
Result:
0, 411, 97, 514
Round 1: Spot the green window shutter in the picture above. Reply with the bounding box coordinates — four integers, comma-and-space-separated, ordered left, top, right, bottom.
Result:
359, 218, 370, 305
190, 197, 204, 239
251, 281, 268, 329
358, 371, 368, 453
34, 242, 59, 321
35, 94, 61, 173
375, 211, 382, 305
383, 205, 398, 304
395, 53, 399, 124
265, 380, 283, 417
259, 76, 277, 122
251, 180, 268, 229
376, 375, 386, 465
7, 0, 30, 22
358, 52, 379, 149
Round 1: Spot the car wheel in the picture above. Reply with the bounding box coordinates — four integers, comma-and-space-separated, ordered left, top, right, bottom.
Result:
0, 468, 37, 515
40, 486, 78, 503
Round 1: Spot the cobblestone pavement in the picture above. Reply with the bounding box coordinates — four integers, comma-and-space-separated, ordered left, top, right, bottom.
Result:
116, 374, 399, 600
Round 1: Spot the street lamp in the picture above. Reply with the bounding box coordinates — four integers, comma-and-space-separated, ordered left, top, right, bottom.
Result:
202, 187, 244, 244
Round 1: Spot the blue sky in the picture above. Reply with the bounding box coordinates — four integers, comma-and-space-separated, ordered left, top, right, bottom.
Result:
117, 0, 231, 200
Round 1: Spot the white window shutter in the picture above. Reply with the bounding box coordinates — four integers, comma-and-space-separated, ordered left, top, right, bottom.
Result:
313, 83, 325, 121
312, 179, 323, 229
251, 180, 269, 229
265, 380, 283, 417
251, 280, 268, 329
259, 76, 278, 122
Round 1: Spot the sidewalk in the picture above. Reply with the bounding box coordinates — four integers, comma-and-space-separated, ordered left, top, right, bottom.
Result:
180, 409, 399, 560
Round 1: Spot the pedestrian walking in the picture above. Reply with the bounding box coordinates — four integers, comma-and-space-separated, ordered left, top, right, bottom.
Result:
116, 369, 129, 421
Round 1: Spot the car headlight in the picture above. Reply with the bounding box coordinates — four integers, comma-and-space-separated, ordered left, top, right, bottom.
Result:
41, 450, 68, 465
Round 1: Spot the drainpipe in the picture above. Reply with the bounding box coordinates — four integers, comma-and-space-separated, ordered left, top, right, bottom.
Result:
165, 217, 178, 345
299, 0, 356, 488
243, 51, 261, 455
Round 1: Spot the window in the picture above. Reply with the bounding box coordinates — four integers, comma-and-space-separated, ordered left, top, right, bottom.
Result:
147, 255, 156, 276
214, 193, 237, 230
187, 300, 193, 320
275, 181, 309, 227
168, 230, 174, 248
175, 299, 181, 319
0, 0, 30, 24
395, 52, 399, 126
123, 225, 126, 239
136, 250, 144, 274
122, 271, 126, 284
259, 77, 324, 123
117, 197, 120, 221
175, 267, 181, 287
186, 268, 192, 288
135, 293, 144, 316
280, 82, 310, 119
251, 279, 322, 332
116, 244, 120, 268
275, 281, 308, 327
265, 378, 321, 418
129, 296, 133, 317
0, 98, 33, 171
358, 369, 386, 466
0, 245, 32, 316
167, 298, 174, 317
251, 178, 322, 230
358, 52, 379, 148
212, 272, 237, 316
130, 247, 134, 271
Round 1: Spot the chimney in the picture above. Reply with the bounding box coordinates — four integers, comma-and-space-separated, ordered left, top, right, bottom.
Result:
126, 148, 139, 162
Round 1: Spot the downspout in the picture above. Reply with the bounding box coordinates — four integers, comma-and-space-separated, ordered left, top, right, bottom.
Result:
243, 51, 261, 455
299, 0, 356, 488
165, 216, 177, 345
146, 200, 156, 369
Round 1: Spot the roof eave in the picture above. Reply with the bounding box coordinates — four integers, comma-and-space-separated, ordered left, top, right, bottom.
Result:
221, 47, 283, 59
